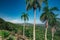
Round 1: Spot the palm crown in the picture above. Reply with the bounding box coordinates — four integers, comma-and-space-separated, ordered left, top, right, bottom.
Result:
26, 0, 44, 10
21, 12, 29, 21
40, 0, 59, 22
49, 14, 60, 27
40, 6, 59, 22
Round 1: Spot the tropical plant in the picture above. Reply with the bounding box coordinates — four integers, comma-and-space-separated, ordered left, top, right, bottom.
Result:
26, 0, 44, 40
40, 0, 59, 40
21, 12, 29, 37
49, 14, 60, 40
7, 36, 14, 40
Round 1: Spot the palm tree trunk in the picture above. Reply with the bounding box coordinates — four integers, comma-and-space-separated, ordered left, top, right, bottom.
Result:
52, 31, 54, 40
45, 20, 48, 40
33, 10, 36, 40
45, 27, 48, 40
23, 21, 25, 37
52, 27, 55, 40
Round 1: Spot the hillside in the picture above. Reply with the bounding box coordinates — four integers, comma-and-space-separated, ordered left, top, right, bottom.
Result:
0, 18, 60, 40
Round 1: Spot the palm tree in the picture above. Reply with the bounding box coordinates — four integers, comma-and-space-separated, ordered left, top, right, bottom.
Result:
40, 5, 59, 40
26, 0, 44, 40
40, 0, 59, 40
49, 14, 60, 40
40, 11, 53, 40
21, 12, 29, 37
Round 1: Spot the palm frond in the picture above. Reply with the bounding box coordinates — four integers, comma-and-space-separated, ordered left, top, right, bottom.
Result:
26, 0, 44, 11
48, 13, 59, 27
43, 0, 48, 7
50, 7, 59, 11
43, 7, 49, 12
36, 0, 41, 11
39, 0, 44, 5
40, 12, 47, 22
26, 0, 29, 4
21, 12, 29, 21
26, 0, 34, 4
48, 12, 55, 19
26, 3, 32, 11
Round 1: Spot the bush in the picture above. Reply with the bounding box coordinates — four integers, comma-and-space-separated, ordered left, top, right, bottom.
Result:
2, 31, 10, 38
7, 36, 14, 40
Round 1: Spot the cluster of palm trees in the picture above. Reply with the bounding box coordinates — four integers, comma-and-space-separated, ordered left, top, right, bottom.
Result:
21, 0, 60, 40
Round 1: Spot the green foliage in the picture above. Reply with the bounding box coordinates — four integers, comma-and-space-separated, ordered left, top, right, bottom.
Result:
0, 30, 3, 36
25, 27, 33, 38
40, 0, 59, 23
0, 18, 5, 23
3, 31, 10, 38
21, 12, 29, 21
0, 30, 10, 39
55, 30, 60, 36
25, 29, 30, 37
0, 18, 60, 40
0, 18, 6, 30
26, 0, 43, 10
7, 36, 14, 40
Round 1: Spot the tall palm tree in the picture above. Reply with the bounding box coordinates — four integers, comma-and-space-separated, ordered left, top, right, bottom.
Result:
21, 12, 29, 37
40, 5, 59, 40
40, 11, 53, 40
26, 0, 44, 40
40, 0, 59, 40
49, 14, 60, 40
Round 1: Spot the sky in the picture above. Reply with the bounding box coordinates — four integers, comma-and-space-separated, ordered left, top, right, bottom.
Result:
0, 0, 60, 24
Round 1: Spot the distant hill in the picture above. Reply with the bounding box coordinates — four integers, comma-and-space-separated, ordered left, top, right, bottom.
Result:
15, 23, 45, 27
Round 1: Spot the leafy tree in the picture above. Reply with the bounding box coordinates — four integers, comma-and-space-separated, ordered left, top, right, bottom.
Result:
21, 12, 29, 37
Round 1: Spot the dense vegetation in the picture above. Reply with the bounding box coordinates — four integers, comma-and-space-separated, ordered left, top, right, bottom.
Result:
0, 18, 60, 40
0, 0, 60, 40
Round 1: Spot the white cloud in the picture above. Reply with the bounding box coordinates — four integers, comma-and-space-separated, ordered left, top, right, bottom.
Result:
5, 19, 23, 23
9, 19, 21, 23
4, 18, 44, 24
